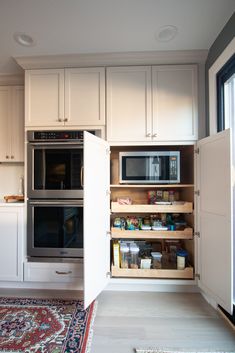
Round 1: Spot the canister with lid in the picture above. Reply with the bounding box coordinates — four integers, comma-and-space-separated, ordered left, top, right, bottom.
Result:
176, 249, 188, 270
129, 243, 139, 269
120, 243, 129, 268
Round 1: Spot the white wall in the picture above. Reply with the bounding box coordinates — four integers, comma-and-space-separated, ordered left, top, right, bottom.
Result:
0, 163, 24, 200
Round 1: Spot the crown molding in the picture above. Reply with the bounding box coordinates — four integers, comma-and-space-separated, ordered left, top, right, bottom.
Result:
14, 50, 208, 70
0, 74, 24, 85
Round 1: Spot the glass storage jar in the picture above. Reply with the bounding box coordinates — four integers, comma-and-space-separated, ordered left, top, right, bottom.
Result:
129, 243, 139, 269
120, 243, 129, 268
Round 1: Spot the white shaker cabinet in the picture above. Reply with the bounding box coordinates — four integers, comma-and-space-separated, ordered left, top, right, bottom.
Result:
106, 65, 198, 144
106, 66, 152, 143
0, 86, 24, 162
25, 68, 105, 127
152, 65, 198, 141
0, 206, 24, 281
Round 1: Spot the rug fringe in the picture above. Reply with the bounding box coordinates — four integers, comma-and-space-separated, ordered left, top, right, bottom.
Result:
85, 300, 98, 353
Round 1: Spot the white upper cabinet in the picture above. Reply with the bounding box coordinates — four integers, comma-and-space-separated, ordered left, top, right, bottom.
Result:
65, 68, 105, 126
106, 66, 152, 143
152, 65, 198, 141
25, 68, 105, 128
106, 65, 198, 144
0, 86, 24, 162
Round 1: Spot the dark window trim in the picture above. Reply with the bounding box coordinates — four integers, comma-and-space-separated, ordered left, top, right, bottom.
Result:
216, 53, 235, 132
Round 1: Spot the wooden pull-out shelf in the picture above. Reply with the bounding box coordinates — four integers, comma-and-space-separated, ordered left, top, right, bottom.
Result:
111, 227, 193, 240
111, 265, 194, 279
111, 201, 193, 213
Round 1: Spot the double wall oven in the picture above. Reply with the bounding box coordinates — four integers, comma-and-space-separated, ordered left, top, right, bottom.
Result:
27, 130, 97, 258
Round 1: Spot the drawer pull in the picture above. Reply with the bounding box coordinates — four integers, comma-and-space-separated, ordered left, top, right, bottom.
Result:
55, 270, 72, 275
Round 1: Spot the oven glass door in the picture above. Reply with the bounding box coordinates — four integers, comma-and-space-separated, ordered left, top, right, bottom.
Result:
28, 143, 83, 198
27, 200, 83, 258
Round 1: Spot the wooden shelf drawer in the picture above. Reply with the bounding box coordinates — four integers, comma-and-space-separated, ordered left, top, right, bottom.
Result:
111, 227, 193, 240
111, 265, 194, 279
111, 201, 193, 213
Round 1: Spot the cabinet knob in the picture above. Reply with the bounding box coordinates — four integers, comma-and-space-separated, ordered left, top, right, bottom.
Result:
11, 156, 14, 159
152, 133, 157, 138
146, 133, 151, 137
6, 155, 9, 159
58, 118, 63, 122
64, 118, 68, 122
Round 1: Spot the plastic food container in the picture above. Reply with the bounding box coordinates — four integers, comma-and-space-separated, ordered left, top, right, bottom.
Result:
176, 249, 188, 270
120, 243, 129, 268
151, 252, 162, 269
129, 244, 139, 269
140, 258, 151, 269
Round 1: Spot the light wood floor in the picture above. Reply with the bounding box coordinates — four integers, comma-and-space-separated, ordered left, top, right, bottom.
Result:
90, 291, 235, 353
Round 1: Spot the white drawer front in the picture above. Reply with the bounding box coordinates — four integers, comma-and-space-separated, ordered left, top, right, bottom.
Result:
24, 262, 83, 283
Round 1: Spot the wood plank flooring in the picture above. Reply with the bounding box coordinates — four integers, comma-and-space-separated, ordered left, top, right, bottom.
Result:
90, 291, 235, 353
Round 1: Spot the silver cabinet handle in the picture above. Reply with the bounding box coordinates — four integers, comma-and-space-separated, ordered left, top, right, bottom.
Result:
152, 133, 157, 137
55, 271, 72, 275
146, 133, 151, 137
81, 166, 84, 187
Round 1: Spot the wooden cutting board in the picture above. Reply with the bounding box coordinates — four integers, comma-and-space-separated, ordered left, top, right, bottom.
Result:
4, 195, 24, 203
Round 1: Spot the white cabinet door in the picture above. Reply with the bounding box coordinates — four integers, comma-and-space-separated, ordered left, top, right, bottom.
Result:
0, 86, 24, 162
152, 65, 198, 141
65, 68, 105, 126
83, 131, 110, 309
0, 207, 23, 281
25, 69, 64, 127
0, 86, 11, 161
197, 129, 233, 314
11, 86, 24, 162
106, 66, 152, 143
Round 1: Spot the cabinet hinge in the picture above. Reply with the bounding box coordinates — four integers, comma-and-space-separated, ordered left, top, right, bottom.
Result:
106, 148, 111, 155
195, 273, 200, 280
194, 231, 200, 238
194, 147, 199, 154
106, 190, 111, 196
106, 230, 111, 239
194, 190, 200, 196
106, 271, 111, 278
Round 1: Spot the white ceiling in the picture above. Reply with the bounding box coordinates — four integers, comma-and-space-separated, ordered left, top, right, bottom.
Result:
0, 0, 234, 74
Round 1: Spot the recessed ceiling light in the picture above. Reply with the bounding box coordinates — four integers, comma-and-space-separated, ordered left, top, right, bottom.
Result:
13, 32, 36, 47
155, 25, 178, 42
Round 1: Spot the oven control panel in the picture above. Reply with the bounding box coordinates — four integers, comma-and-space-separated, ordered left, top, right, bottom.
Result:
28, 130, 96, 141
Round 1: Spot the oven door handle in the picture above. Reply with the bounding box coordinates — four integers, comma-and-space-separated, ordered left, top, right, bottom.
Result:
81, 166, 84, 188
29, 200, 83, 206
29, 142, 83, 146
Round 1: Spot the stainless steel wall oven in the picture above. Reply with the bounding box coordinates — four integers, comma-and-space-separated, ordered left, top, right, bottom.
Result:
27, 130, 98, 258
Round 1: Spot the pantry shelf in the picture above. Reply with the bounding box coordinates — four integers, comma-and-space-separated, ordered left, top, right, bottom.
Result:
111, 265, 194, 279
111, 227, 193, 240
111, 201, 193, 213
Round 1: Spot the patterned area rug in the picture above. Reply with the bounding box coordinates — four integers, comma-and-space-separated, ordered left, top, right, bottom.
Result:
0, 297, 96, 353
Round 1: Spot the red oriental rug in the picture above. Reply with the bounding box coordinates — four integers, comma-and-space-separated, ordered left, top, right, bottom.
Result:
0, 297, 96, 353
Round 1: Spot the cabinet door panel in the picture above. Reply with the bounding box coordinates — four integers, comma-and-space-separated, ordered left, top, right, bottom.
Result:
107, 66, 152, 142
0, 209, 22, 281
65, 68, 105, 126
11, 86, 24, 162
197, 129, 233, 314
25, 69, 64, 126
0, 87, 11, 161
152, 65, 198, 141
83, 132, 110, 309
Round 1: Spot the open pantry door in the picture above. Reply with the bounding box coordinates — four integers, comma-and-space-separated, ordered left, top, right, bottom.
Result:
83, 131, 110, 309
197, 129, 233, 314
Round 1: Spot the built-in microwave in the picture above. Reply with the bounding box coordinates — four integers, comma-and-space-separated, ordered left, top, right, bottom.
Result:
119, 151, 180, 184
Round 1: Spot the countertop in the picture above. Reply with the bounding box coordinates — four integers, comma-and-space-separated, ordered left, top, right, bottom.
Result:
0, 200, 25, 207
